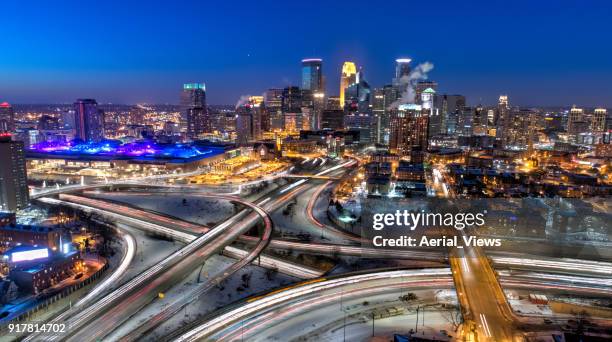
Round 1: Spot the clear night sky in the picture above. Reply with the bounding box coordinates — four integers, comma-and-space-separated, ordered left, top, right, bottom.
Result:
1, 0, 611, 107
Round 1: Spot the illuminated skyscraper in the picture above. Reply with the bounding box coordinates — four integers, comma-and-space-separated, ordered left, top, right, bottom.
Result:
235, 96, 264, 145
415, 81, 437, 104
181, 83, 210, 138
265, 88, 283, 131
433, 94, 465, 135
301, 59, 326, 130
339, 62, 357, 109
389, 104, 429, 156
0, 102, 15, 133
592, 108, 607, 132
74, 99, 105, 142
392, 58, 412, 95
281, 86, 302, 114
372, 88, 385, 144
0, 134, 29, 212
301, 59, 323, 92
567, 105, 584, 134
394, 58, 411, 80
497, 95, 509, 142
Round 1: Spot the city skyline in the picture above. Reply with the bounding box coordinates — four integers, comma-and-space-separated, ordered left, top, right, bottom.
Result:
1, 0, 612, 107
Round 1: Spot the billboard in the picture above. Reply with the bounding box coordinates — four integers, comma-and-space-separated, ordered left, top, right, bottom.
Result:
10, 248, 49, 263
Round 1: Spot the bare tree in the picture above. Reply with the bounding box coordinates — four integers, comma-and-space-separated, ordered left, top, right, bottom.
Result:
441, 306, 462, 332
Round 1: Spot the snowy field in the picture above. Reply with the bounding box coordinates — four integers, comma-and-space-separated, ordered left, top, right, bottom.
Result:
105, 254, 299, 341
86, 192, 237, 226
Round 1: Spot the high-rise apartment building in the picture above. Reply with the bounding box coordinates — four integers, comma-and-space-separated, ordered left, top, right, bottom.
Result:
0, 134, 29, 212
497, 95, 509, 142
389, 104, 429, 156
74, 99, 105, 142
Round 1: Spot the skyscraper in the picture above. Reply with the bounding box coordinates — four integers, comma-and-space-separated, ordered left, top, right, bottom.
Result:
235, 96, 264, 145
0, 102, 15, 133
415, 81, 438, 104
344, 74, 374, 143
301, 59, 323, 92
389, 104, 429, 156
74, 99, 105, 142
265, 88, 283, 131
339, 62, 357, 109
497, 95, 509, 142
181, 83, 210, 138
372, 88, 385, 144
0, 134, 29, 212
321, 110, 344, 130
567, 106, 584, 134
433, 94, 465, 135
592, 108, 607, 132
392, 58, 412, 95
395, 58, 411, 80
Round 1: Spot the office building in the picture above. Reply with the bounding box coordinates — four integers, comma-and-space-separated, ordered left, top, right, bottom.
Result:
592, 108, 607, 132
281, 86, 302, 114
372, 88, 385, 144
74, 99, 105, 142
392, 58, 412, 96
181, 83, 210, 138
394, 58, 411, 80
433, 94, 465, 135
567, 106, 583, 134
339, 62, 357, 109
235, 96, 264, 145
321, 110, 345, 130
415, 81, 438, 104
265, 88, 283, 131
0, 102, 15, 133
326, 96, 342, 110
301, 58, 323, 92
344, 74, 373, 143
0, 134, 29, 212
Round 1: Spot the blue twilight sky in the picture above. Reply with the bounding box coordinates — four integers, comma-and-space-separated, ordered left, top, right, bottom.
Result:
1, 0, 611, 107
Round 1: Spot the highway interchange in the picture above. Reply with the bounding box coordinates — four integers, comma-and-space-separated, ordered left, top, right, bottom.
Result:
17, 157, 612, 341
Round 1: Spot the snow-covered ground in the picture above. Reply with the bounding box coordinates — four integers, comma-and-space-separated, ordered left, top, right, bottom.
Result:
86, 192, 237, 226
248, 289, 455, 342
106, 255, 300, 341
117, 224, 183, 285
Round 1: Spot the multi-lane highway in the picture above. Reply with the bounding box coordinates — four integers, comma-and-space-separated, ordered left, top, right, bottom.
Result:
171, 269, 455, 342
54, 191, 447, 262
118, 195, 274, 341
26, 159, 356, 341
171, 265, 612, 342
451, 245, 516, 342
28, 191, 273, 342
25, 156, 612, 342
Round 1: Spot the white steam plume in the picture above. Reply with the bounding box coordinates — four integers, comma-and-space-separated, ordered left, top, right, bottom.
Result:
235, 95, 252, 108
388, 61, 434, 109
